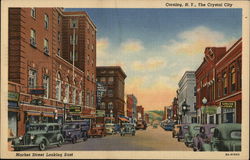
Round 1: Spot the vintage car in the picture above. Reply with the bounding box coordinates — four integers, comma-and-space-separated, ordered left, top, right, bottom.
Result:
164, 122, 175, 131
192, 124, 216, 151
105, 123, 116, 135
12, 123, 64, 151
184, 124, 202, 147
201, 123, 241, 151
172, 124, 181, 138
88, 123, 106, 137
153, 123, 158, 128
114, 124, 121, 133
120, 123, 136, 136
177, 124, 190, 142
62, 120, 89, 143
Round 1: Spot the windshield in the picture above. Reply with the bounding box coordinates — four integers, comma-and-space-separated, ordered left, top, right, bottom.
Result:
29, 125, 47, 131
63, 124, 76, 129
230, 131, 241, 139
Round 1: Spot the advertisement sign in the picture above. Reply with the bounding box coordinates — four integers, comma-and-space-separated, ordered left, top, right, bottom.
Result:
220, 101, 236, 108
201, 106, 217, 115
8, 92, 20, 101
96, 82, 106, 108
96, 110, 105, 117
69, 106, 82, 113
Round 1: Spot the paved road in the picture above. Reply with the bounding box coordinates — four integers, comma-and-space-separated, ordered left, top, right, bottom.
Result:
27, 126, 191, 151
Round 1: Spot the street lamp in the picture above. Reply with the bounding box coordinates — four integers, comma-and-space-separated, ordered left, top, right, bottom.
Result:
202, 97, 207, 124
178, 111, 182, 124
63, 97, 67, 125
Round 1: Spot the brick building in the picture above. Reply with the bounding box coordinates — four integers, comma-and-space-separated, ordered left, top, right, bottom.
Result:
136, 105, 144, 121
96, 66, 127, 123
195, 38, 242, 124
8, 8, 97, 137
126, 94, 137, 123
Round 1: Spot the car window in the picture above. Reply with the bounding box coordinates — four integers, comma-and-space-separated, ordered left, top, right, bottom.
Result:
48, 126, 53, 131
54, 125, 59, 130
230, 131, 241, 139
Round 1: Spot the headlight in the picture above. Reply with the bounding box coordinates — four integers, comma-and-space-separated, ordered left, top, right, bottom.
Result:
19, 136, 23, 140
30, 135, 35, 140
68, 132, 71, 135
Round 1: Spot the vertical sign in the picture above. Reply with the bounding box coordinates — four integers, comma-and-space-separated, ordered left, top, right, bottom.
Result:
96, 82, 106, 108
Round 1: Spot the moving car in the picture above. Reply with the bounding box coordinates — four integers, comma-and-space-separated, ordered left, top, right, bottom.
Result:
193, 124, 216, 151
164, 122, 175, 131
62, 121, 89, 144
201, 123, 241, 151
88, 123, 106, 137
120, 123, 136, 136
172, 124, 181, 138
184, 124, 202, 147
12, 123, 64, 151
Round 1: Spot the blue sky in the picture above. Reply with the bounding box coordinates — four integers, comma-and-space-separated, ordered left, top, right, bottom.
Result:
66, 8, 242, 110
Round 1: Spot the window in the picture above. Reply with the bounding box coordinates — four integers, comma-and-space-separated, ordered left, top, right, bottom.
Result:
86, 92, 90, 106
43, 75, 49, 98
31, 8, 36, 18
238, 59, 242, 90
44, 39, 49, 55
79, 91, 82, 105
100, 102, 105, 110
92, 73, 95, 82
87, 71, 90, 80
194, 86, 197, 96
217, 78, 221, 98
87, 39, 90, 49
72, 88, 76, 104
107, 90, 113, 97
230, 66, 236, 92
57, 48, 61, 56
44, 14, 49, 29
58, 32, 61, 42
91, 94, 94, 107
70, 19, 78, 28
108, 77, 114, 84
65, 82, 69, 103
28, 69, 37, 88
87, 55, 90, 64
30, 29, 36, 47
108, 102, 113, 109
56, 73, 62, 101
91, 59, 94, 67
70, 35, 78, 45
223, 72, 227, 95
100, 77, 106, 84
70, 51, 78, 61
58, 15, 61, 24
91, 45, 94, 52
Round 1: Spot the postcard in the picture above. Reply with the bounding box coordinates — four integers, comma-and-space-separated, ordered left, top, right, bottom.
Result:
1, 0, 249, 159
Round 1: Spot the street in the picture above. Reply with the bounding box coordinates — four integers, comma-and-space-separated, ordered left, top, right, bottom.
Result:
26, 126, 191, 151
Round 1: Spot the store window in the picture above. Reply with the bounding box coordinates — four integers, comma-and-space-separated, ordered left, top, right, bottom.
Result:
108, 102, 113, 110
28, 69, 37, 88
30, 29, 36, 47
56, 73, 62, 101
230, 66, 236, 92
43, 75, 49, 99
44, 39, 49, 55
31, 8, 36, 18
44, 14, 49, 29
223, 72, 227, 95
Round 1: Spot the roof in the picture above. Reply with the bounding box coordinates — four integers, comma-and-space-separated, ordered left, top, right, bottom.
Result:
97, 66, 127, 79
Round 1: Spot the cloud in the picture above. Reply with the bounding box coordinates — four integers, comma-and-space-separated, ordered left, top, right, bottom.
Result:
97, 38, 110, 58
131, 57, 166, 72
163, 26, 238, 55
120, 39, 144, 53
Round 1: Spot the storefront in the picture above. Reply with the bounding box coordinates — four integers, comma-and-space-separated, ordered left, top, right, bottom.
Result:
220, 101, 236, 123
201, 105, 217, 124
8, 92, 20, 138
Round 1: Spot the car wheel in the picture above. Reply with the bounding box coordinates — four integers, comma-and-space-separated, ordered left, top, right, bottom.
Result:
177, 138, 180, 142
39, 141, 46, 151
72, 137, 77, 144
83, 134, 88, 141
197, 142, 202, 151
57, 138, 63, 147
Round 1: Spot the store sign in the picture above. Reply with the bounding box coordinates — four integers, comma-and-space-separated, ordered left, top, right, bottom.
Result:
96, 83, 106, 108
96, 110, 105, 117
201, 106, 217, 115
69, 106, 82, 113
220, 101, 236, 108
29, 88, 45, 95
8, 92, 19, 101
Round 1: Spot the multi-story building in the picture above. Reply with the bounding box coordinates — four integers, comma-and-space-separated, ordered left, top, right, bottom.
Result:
177, 71, 197, 123
96, 66, 127, 123
8, 8, 97, 137
126, 94, 137, 123
195, 38, 242, 124
136, 105, 144, 121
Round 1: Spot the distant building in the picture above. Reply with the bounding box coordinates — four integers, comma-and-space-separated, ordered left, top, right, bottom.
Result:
126, 94, 137, 122
136, 105, 144, 121
144, 113, 150, 124
96, 66, 127, 123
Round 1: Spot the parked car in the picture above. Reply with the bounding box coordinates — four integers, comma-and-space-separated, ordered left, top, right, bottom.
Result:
201, 123, 241, 151
114, 124, 121, 133
88, 123, 106, 137
164, 122, 175, 131
12, 123, 64, 151
177, 124, 190, 142
153, 123, 158, 128
62, 121, 89, 144
193, 124, 216, 151
120, 123, 136, 136
172, 124, 181, 138
105, 123, 115, 135
184, 124, 202, 147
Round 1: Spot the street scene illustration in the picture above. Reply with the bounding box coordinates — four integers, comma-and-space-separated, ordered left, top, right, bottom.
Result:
7, 8, 242, 152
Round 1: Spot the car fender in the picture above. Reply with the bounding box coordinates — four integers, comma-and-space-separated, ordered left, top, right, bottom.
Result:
57, 134, 64, 142
201, 143, 212, 151
35, 136, 49, 145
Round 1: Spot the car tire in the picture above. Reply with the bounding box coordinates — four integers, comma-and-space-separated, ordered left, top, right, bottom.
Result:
197, 142, 202, 151
39, 141, 46, 151
57, 138, 63, 147
72, 137, 77, 144
177, 138, 180, 142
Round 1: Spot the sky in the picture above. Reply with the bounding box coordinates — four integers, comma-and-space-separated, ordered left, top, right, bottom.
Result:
66, 8, 242, 111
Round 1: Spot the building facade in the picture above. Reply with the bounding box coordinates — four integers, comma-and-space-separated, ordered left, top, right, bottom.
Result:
195, 38, 242, 124
177, 71, 197, 123
96, 66, 127, 123
8, 8, 97, 137
126, 94, 137, 123
136, 105, 144, 121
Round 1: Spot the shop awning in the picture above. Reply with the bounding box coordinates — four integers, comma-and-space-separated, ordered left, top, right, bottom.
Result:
119, 117, 129, 122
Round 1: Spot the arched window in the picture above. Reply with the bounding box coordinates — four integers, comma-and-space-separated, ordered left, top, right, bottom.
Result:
100, 102, 105, 110
108, 102, 113, 110
56, 72, 62, 101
